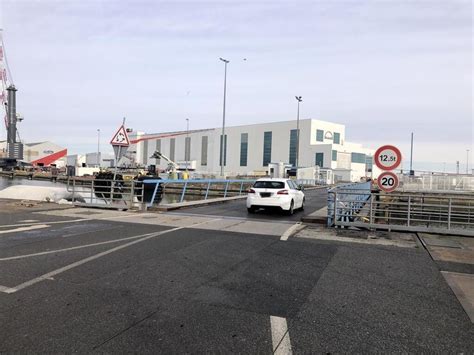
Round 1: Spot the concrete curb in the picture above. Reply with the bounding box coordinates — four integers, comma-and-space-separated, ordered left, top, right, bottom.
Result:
150, 195, 247, 211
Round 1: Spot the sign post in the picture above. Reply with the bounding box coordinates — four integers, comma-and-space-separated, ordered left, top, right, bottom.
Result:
374, 145, 402, 192
109, 118, 130, 202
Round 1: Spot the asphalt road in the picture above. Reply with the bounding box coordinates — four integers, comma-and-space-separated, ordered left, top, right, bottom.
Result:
169, 187, 328, 222
1, 205, 473, 353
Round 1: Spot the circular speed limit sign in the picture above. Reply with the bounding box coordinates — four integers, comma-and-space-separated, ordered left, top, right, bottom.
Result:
377, 171, 399, 192
374, 145, 402, 171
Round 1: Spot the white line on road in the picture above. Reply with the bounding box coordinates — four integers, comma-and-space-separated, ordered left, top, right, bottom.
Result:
280, 223, 305, 241
0, 231, 166, 261
270, 316, 292, 354
0, 213, 141, 229
0, 224, 50, 236
0, 218, 221, 294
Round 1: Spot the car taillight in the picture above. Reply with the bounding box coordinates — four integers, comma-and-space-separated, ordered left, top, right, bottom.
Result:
277, 190, 289, 195
248, 188, 256, 194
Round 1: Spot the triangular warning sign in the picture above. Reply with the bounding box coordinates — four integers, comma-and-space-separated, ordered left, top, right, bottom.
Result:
110, 125, 130, 147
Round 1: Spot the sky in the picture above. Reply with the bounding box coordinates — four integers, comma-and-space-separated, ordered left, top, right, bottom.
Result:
0, 0, 472, 172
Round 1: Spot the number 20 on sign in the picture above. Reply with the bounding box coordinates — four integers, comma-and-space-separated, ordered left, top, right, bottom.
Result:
374, 145, 402, 171
377, 171, 399, 192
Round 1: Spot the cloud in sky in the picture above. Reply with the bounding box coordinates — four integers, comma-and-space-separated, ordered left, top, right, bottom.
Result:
0, 0, 472, 167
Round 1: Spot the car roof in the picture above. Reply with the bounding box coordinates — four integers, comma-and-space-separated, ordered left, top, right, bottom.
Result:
256, 178, 288, 182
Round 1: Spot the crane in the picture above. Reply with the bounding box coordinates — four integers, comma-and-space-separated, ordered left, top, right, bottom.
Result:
150, 151, 179, 173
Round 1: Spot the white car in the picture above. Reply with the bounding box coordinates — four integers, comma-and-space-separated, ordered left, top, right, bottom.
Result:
246, 178, 305, 215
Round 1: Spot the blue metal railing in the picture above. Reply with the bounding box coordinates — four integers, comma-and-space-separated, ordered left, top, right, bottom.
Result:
327, 182, 371, 226
142, 179, 256, 207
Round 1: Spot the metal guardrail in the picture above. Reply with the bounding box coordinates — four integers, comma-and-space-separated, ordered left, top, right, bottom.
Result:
67, 178, 145, 209
328, 189, 474, 236
327, 182, 371, 226
143, 179, 257, 207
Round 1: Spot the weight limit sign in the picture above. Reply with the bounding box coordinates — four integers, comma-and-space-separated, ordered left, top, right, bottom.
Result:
377, 171, 399, 192
374, 145, 402, 171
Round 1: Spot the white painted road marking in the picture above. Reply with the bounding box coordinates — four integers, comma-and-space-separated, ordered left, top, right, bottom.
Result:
270, 316, 292, 354
0, 218, 221, 294
0, 224, 50, 236
0, 231, 169, 261
280, 223, 305, 241
0, 212, 141, 229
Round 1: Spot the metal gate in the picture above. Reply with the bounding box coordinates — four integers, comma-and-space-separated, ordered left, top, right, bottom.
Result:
328, 185, 474, 237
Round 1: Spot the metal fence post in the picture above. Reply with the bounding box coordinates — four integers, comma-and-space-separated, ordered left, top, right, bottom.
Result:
448, 198, 452, 230
333, 191, 338, 226
369, 193, 374, 225
407, 195, 411, 227
239, 181, 244, 195
130, 180, 135, 209
224, 181, 229, 198
72, 178, 76, 203
205, 181, 211, 200
180, 182, 188, 203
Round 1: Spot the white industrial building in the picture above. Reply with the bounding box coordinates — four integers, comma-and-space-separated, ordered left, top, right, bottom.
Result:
0, 140, 67, 167
128, 119, 381, 182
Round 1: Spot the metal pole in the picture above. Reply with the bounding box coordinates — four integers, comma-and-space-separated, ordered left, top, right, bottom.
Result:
185, 118, 189, 172
409, 132, 414, 173
219, 58, 229, 177
97, 129, 100, 167
467, 149, 470, 174
295, 96, 302, 168
113, 117, 126, 181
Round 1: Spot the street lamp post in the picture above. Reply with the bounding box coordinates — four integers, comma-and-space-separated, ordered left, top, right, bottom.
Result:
97, 129, 100, 167
295, 96, 303, 168
185, 118, 189, 172
467, 149, 470, 174
219, 57, 229, 177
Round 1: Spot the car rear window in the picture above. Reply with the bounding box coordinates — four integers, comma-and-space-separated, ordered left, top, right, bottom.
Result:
253, 181, 285, 189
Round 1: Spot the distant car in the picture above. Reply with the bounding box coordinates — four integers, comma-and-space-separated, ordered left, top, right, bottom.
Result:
246, 178, 305, 215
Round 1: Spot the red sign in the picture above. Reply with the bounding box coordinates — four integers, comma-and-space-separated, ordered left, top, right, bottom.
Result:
110, 125, 130, 147
374, 145, 402, 171
377, 171, 399, 192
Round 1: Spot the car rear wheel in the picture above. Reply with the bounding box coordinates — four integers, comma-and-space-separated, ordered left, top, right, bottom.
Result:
286, 200, 294, 215
247, 207, 255, 214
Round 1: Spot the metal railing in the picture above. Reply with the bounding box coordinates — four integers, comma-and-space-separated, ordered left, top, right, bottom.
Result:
399, 174, 474, 192
143, 179, 257, 207
67, 178, 145, 210
328, 189, 474, 236
327, 182, 371, 226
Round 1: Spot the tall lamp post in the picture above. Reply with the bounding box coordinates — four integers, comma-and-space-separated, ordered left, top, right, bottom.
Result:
185, 118, 189, 172
467, 149, 470, 174
295, 96, 303, 168
219, 57, 229, 177
97, 129, 100, 167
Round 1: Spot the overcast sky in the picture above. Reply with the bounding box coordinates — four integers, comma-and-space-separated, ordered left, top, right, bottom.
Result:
0, 0, 472, 172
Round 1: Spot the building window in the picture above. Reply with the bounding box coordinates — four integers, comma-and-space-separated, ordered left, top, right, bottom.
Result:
219, 134, 227, 167
289, 129, 297, 166
142, 140, 148, 165
170, 138, 175, 161
334, 132, 340, 144
315, 152, 324, 167
155, 140, 161, 164
263, 131, 272, 166
201, 136, 208, 166
351, 152, 366, 164
332, 150, 338, 161
316, 129, 324, 142
240, 133, 248, 167
184, 137, 191, 161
